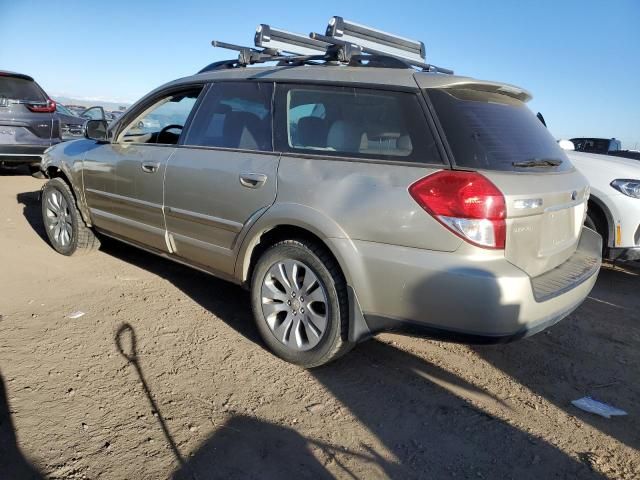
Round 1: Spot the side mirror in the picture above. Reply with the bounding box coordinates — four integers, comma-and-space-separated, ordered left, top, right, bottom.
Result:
84, 119, 109, 141
558, 139, 575, 151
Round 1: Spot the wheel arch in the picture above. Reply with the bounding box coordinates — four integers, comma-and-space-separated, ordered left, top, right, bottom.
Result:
44, 165, 91, 226
236, 217, 371, 343
588, 194, 614, 248
238, 222, 348, 287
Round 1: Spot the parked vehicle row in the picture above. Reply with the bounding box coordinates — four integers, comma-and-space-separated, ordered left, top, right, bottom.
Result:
562, 146, 640, 261
38, 18, 603, 367
55, 103, 108, 140
570, 137, 640, 161
0, 70, 61, 175
1, 70, 126, 170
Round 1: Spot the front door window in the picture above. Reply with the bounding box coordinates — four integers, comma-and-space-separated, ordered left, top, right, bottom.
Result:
119, 89, 201, 145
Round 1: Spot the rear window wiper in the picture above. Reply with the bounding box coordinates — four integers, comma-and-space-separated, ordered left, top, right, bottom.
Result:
512, 158, 563, 168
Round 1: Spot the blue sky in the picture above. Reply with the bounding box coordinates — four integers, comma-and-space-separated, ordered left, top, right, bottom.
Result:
2, 0, 638, 147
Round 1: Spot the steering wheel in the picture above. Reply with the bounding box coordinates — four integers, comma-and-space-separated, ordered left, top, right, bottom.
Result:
159, 124, 183, 136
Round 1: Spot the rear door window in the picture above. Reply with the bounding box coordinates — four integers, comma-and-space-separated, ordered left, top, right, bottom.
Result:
0, 77, 45, 101
426, 88, 571, 172
275, 84, 443, 164
184, 82, 274, 151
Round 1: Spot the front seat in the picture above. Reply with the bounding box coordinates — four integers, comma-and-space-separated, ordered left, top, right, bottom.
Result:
296, 116, 328, 148
223, 111, 268, 150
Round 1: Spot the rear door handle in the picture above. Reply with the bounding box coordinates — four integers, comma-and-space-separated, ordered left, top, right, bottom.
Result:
239, 173, 267, 189
141, 161, 160, 173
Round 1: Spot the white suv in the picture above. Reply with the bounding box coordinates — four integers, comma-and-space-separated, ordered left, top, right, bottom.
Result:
563, 147, 640, 261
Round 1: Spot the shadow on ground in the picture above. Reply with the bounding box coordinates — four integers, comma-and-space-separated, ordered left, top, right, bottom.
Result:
16, 190, 48, 243
472, 265, 640, 451
114, 315, 601, 478
16, 190, 611, 478
0, 165, 31, 176
101, 251, 603, 478
0, 372, 44, 479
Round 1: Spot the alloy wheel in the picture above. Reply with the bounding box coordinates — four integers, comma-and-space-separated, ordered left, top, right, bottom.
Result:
261, 260, 329, 351
44, 189, 73, 248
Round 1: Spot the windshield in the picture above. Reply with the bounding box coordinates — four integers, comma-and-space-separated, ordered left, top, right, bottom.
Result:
426, 88, 571, 172
0, 76, 45, 101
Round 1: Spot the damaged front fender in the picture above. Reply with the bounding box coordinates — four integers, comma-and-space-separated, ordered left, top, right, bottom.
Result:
40, 140, 92, 226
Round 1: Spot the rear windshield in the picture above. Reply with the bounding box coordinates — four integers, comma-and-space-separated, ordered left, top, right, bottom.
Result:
427, 88, 571, 172
0, 76, 45, 101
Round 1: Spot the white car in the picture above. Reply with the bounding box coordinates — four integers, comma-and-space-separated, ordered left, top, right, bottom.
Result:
563, 147, 640, 261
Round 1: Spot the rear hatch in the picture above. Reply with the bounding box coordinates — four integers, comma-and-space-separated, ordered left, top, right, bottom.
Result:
424, 84, 588, 278
0, 72, 57, 146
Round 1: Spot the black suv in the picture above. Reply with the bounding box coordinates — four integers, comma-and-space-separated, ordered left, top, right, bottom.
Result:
0, 71, 62, 174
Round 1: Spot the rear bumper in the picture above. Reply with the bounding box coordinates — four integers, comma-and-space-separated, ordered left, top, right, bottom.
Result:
0, 144, 48, 164
332, 227, 602, 342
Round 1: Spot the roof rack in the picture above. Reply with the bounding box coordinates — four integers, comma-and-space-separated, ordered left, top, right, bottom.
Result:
326, 16, 425, 64
199, 17, 453, 75
255, 24, 330, 56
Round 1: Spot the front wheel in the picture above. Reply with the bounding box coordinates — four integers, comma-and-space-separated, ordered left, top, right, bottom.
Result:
41, 177, 100, 256
250, 239, 353, 368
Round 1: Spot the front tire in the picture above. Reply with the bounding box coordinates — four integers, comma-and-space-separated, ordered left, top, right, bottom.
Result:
250, 239, 353, 368
41, 177, 99, 256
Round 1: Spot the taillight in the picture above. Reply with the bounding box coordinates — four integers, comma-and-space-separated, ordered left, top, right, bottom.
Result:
26, 99, 56, 113
409, 171, 506, 249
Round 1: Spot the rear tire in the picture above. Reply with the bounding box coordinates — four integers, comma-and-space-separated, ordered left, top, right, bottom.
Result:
250, 239, 354, 368
41, 177, 100, 256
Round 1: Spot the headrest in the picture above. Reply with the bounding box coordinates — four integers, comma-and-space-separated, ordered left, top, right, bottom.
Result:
327, 120, 363, 153
222, 111, 262, 149
296, 117, 327, 148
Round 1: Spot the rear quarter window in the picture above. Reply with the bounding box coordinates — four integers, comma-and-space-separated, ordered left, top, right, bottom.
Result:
427, 88, 572, 172
0, 77, 45, 101
275, 84, 443, 164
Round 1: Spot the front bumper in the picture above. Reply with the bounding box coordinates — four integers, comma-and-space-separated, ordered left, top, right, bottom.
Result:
332, 227, 602, 343
607, 246, 640, 262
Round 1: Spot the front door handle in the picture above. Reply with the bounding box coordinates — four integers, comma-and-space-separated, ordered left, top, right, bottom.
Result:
141, 161, 160, 173
239, 173, 267, 189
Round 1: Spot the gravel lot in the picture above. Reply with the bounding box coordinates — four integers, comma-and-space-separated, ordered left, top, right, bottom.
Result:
0, 168, 638, 479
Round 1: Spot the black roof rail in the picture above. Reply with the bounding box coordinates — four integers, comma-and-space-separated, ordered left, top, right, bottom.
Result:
198, 17, 453, 75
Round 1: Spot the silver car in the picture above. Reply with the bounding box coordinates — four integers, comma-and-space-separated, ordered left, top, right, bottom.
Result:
39, 22, 601, 367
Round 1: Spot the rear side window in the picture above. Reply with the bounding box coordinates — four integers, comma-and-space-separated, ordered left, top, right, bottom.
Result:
0, 77, 45, 101
275, 85, 443, 164
185, 82, 273, 151
427, 88, 571, 171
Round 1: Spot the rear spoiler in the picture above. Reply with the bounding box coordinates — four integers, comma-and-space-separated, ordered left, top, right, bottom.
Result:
414, 75, 532, 102
0, 71, 35, 82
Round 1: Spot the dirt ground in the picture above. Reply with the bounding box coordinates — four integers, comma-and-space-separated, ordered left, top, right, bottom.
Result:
0, 168, 638, 480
